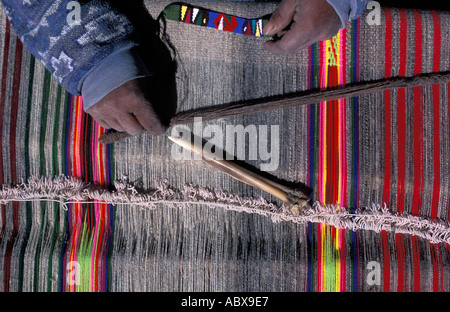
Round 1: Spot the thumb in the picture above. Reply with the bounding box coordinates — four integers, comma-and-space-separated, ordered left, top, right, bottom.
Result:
134, 100, 168, 136
264, 0, 297, 36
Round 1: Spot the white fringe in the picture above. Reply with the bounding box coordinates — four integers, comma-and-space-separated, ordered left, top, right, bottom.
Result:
1, 175, 449, 245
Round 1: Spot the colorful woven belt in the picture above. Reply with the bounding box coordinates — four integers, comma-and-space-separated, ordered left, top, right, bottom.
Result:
162, 2, 272, 37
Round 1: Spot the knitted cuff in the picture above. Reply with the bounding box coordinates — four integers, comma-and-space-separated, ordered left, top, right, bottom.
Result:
80, 46, 152, 110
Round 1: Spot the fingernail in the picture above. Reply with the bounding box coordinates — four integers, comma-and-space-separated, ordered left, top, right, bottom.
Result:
264, 24, 274, 36
153, 123, 167, 136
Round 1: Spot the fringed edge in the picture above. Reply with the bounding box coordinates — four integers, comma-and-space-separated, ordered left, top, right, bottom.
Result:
1, 175, 449, 245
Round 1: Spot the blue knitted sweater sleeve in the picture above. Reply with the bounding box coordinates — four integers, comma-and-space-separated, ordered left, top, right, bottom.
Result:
327, 0, 372, 28
1, 0, 370, 109
0, 0, 151, 109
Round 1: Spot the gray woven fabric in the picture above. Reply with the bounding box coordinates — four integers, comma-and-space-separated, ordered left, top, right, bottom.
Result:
110, 1, 311, 291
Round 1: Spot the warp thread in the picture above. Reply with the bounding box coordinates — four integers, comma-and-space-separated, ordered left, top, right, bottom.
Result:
1, 176, 450, 245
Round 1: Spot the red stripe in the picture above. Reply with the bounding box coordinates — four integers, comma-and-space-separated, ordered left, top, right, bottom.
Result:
72, 98, 79, 176
382, 8, 393, 206
0, 20, 11, 291
327, 65, 339, 204
395, 233, 405, 292
340, 30, 348, 207
0, 18, 10, 255
411, 10, 423, 216
82, 107, 89, 183
9, 38, 23, 185
325, 68, 331, 203
326, 96, 332, 202
326, 43, 339, 204
9, 39, 23, 267
0, 20, 10, 187
3, 35, 23, 292
396, 9, 407, 214
0, 32, 22, 292
332, 72, 338, 204
98, 128, 105, 186
430, 11, 441, 220
96, 127, 106, 290
328, 97, 332, 203
412, 236, 421, 291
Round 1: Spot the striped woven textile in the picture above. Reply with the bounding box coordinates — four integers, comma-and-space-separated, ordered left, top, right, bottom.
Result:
0, 1, 449, 292
0, 17, 114, 291
305, 8, 450, 291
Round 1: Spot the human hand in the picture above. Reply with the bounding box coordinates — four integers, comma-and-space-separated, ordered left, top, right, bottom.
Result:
86, 78, 167, 136
264, 0, 341, 55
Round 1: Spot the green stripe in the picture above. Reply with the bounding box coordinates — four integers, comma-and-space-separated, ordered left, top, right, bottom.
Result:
57, 91, 70, 291
78, 213, 93, 292
52, 84, 62, 176
46, 204, 59, 291
39, 71, 51, 175
18, 55, 36, 292
324, 226, 337, 292
24, 56, 35, 179
163, 3, 181, 21
33, 70, 52, 291
46, 84, 64, 291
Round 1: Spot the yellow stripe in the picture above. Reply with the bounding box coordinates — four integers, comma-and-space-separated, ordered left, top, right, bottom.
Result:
255, 20, 261, 37
180, 5, 188, 21
321, 224, 326, 291
335, 228, 340, 291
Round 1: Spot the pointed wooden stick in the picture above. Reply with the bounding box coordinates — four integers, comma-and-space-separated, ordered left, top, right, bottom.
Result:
99, 71, 450, 144
168, 135, 311, 215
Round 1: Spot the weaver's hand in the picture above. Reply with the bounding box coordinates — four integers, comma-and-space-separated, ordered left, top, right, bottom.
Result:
86, 78, 167, 136
264, 0, 341, 55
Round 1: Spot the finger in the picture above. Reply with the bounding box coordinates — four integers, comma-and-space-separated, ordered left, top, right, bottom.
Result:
117, 113, 145, 136
273, 29, 289, 39
95, 119, 112, 130
133, 101, 167, 135
86, 109, 112, 130
264, 0, 297, 36
264, 21, 312, 55
105, 118, 125, 133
